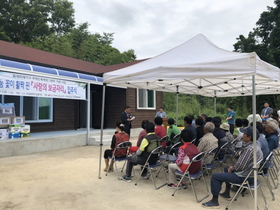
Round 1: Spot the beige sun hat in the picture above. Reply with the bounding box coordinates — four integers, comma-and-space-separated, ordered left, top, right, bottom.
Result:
220, 123, 230, 131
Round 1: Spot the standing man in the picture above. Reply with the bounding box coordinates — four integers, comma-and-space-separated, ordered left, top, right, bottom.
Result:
261, 102, 273, 122
155, 107, 166, 118
121, 106, 133, 136
226, 106, 235, 134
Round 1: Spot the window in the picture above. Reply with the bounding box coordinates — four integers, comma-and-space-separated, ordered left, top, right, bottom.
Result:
137, 89, 155, 109
0, 95, 53, 123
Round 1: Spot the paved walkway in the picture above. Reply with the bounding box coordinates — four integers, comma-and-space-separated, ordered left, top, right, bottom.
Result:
0, 141, 279, 210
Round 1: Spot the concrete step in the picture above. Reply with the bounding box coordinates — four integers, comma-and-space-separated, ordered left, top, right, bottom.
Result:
89, 134, 112, 146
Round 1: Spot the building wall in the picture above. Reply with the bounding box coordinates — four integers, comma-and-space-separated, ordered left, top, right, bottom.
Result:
125, 88, 163, 129
105, 86, 126, 128
30, 99, 77, 132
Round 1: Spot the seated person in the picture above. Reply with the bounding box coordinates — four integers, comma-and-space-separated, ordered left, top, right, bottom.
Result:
242, 119, 249, 128
103, 122, 130, 172
183, 116, 197, 140
220, 123, 234, 154
265, 118, 279, 151
233, 118, 244, 148
122, 122, 161, 182
167, 118, 181, 145
247, 113, 262, 124
197, 122, 218, 164
202, 126, 263, 209
195, 118, 204, 146
251, 122, 270, 174
167, 129, 201, 188
129, 120, 149, 154
154, 117, 167, 148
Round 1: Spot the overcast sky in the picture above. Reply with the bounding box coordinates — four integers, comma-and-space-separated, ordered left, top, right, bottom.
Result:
71, 0, 275, 60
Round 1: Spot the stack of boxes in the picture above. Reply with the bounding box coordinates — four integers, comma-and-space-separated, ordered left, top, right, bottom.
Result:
0, 104, 30, 140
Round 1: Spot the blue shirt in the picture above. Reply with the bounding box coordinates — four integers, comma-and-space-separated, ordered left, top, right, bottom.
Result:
266, 132, 279, 151
227, 110, 235, 124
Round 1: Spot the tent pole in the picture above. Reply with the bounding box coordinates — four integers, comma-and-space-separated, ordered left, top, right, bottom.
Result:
214, 91, 217, 116
176, 86, 179, 125
252, 75, 257, 210
98, 83, 106, 179
86, 83, 91, 145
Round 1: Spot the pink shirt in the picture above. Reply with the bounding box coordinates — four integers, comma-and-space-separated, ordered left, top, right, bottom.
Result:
137, 130, 147, 147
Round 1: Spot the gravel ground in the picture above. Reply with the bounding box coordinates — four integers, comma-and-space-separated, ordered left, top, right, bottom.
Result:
0, 141, 279, 210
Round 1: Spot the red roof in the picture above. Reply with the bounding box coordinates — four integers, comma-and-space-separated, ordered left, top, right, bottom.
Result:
101, 59, 148, 73
0, 40, 147, 75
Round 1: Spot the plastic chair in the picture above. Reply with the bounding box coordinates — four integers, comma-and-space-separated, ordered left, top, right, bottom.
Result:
106, 141, 132, 179
225, 159, 268, 210
134, 145, 167, 190
172, 152, 210, 203
202, 146, 219, 176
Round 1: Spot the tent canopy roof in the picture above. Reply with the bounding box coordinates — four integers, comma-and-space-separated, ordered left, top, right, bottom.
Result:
104, 34, 280, 97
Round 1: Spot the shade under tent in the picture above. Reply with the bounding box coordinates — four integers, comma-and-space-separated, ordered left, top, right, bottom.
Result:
101, 34, 280, 210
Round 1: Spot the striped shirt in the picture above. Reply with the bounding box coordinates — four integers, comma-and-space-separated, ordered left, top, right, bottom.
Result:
233, 142, 263, 177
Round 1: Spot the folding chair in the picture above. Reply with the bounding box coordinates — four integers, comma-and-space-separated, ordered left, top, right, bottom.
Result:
172, 152, 210, 203
258, 152, 275, 201
160, 135, 168, 144
202, 146, 219, 176
191, 138, 197, 144
215, 142, 229, 172
226, 138, 241, 165
160, 141, 181, 164
160, 135, 168, 148
171, 133, 181, 145
225, 159, 268, 210
134, 145, 167, 190
106, 141, 132, 179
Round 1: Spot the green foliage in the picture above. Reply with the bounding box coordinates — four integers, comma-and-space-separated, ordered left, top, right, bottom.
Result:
163, 92, 280, 126
0, 0, 75, 43
21, 24, 137, 65
230, 0, 280, 119
233, 1, 280, 66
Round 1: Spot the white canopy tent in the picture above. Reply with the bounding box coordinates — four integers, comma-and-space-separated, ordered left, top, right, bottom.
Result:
101, 34, 280, 209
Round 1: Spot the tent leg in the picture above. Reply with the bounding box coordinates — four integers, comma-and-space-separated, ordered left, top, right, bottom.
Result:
214, 97, 217, 116
176, 86, 179, 125
86, 83, 90, 145
98, 84, 106, 179
252, 75, 257, 210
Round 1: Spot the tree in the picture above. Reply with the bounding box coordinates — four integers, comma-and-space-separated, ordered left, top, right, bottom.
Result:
22, 24, 137, 65
0, 0, 75, 43
233, 0, 280, 66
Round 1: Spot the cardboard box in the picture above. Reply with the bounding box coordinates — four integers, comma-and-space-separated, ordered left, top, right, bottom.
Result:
0, 129, 8, 140
11, 116, 25, 125
9, 132, 21, 139
9, 124, 21, 139
9, 124, 21, 132
0, 117, 11, 127
21, 125, 30, 138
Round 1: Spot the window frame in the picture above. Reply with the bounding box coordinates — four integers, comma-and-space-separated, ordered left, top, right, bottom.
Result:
1, 95, 53, 123
136, 89, 156, 110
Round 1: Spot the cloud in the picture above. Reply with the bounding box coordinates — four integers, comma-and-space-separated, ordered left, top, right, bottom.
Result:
71, 0, 276, 59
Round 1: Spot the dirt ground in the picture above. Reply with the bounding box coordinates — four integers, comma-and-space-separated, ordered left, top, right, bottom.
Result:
0, 140, 279, 210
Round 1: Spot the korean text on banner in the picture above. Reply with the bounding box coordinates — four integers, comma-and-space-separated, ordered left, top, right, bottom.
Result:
0, 72, 86, 100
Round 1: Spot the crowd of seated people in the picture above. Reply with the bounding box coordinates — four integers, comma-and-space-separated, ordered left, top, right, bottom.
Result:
103, 107, 280, 209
